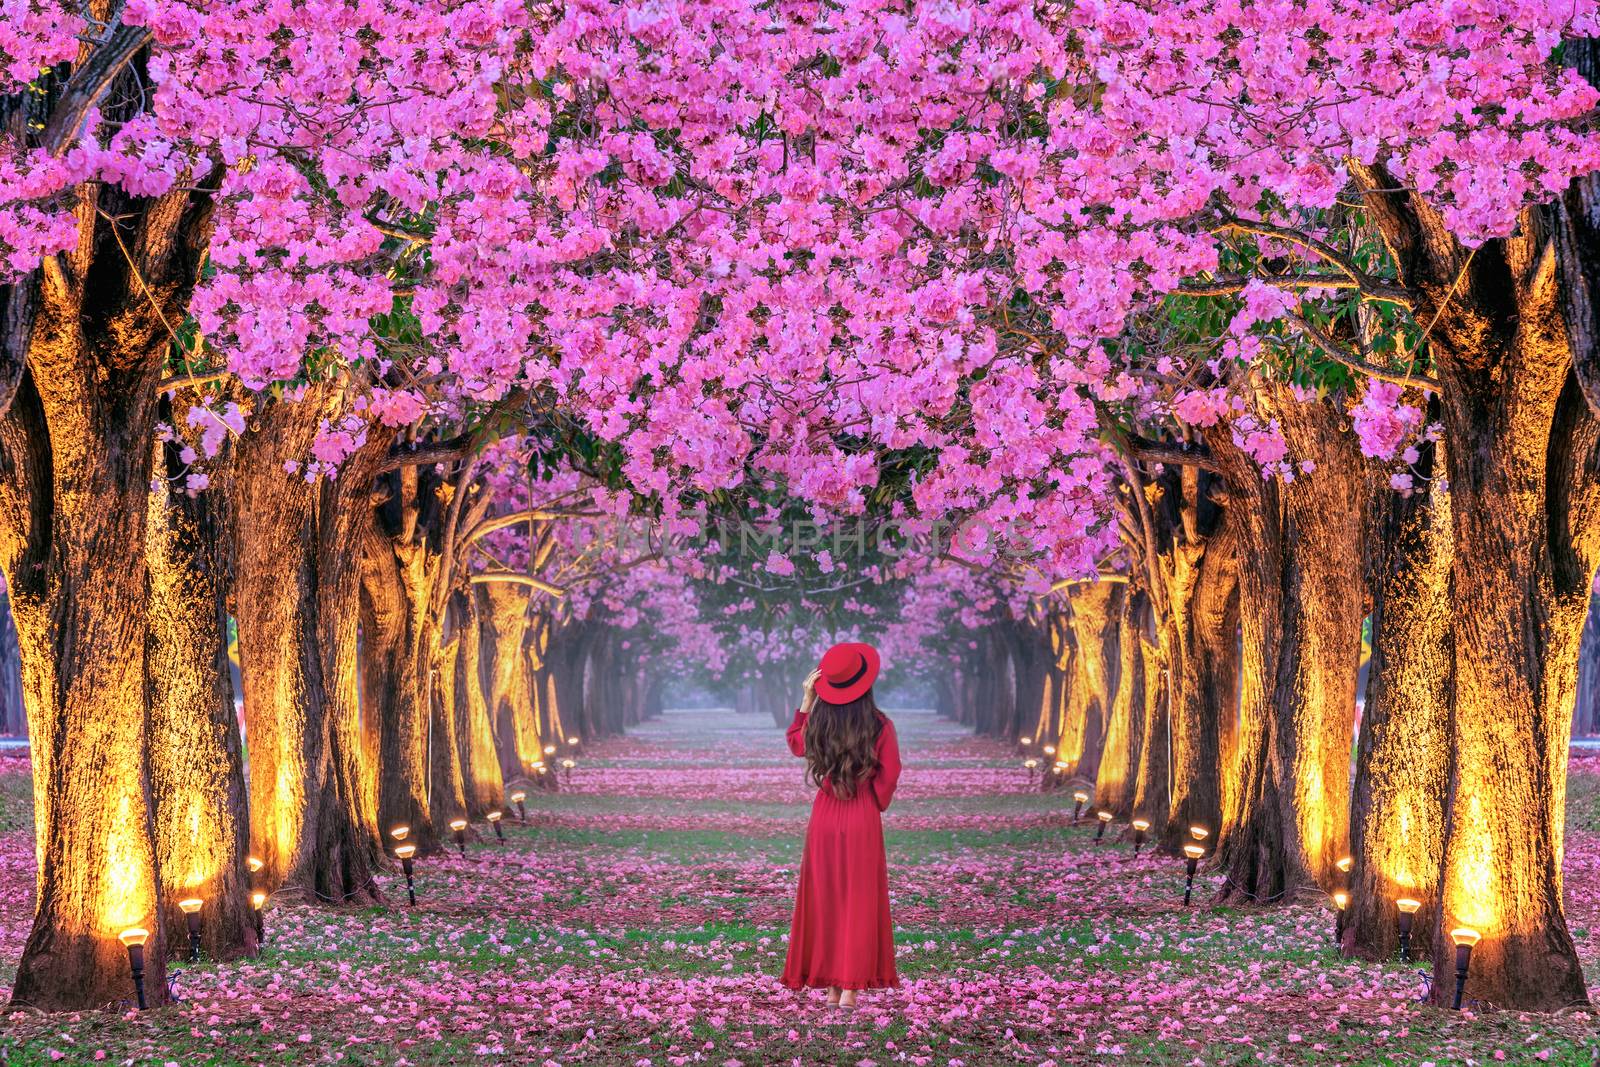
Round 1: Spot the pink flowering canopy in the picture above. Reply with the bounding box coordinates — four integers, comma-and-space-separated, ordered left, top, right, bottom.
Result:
4, 0, 1598, 588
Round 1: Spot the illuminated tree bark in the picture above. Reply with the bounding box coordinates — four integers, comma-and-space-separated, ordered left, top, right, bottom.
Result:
482, 583, 542, 782
1213, 387, 1366, 902
145, 434, 254, 961
1059, 584, 1121, 783
456, 589, 503, 817
1130, 628, 1171, 833
1344, 451, 1452, 960
429, 619, 469, 831
1157, 466, 1239, 854
1095, 589, 1149, 818
233, 393, 385, 904
0, 114, 214, 1002
1348, 110, 1600, 1003
357, 504, 436, 849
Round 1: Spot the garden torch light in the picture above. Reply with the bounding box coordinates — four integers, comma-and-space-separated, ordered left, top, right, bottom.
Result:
1131, 818, 1150, 858
561, 757, 576, 786
1043, 744, 1056, 757
1396, 898, 1421, 962
1183, 844, 1205, 906
1095, 810, 1113, 843
395, 844, 418, 906
1189, 825, 1209, 844
119, 927, 149, 1010
251, 890, 267, 943
450, 817, 469, 857
1024, 758, 1038, 785
391, 824, 410, 844
487, 810, 506, 844
247, 855, 264, 879
511, 791, 527, 823
1332, 891, 1349, 943
1021, 735, 1033, 746
1450, 928, 1480, 1009
178, 897, 204, 962
567, 736, 579, 748
544, 744, 557, 757
1072, 790, 1089, 824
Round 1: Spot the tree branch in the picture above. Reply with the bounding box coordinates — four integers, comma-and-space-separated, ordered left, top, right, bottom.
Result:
1177, 272, 1414, 307
376, 434, 473, 473
1292, 315, 1441, 391
468, 572, 565, 598
44, 22, 152, 153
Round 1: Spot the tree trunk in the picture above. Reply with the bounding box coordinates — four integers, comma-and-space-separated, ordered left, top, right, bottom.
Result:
145, 435, 254, 962
1096, 589, 1148, 817
233, 393, 384, 905
1213, 387, 1367, 903
1131, 629, 1171, 833
357, 514, 435, 851
456, 590, 503, 817
1344, 451, 1453, 960
482, 583, 541, 784
1062, 584, 1122, 786
1354, 125, 1600, 1006
429, 620, 469, 832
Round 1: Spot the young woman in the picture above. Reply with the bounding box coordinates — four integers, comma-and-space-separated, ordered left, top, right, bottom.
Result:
780, 642, 901, 1008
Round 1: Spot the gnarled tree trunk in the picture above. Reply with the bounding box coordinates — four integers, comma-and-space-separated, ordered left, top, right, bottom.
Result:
1344, 446, 1452, 960
1096, 589, 1149, 818
233, 392, 384, 905
145, 434, 254, 962
1213, 386, 1366, 903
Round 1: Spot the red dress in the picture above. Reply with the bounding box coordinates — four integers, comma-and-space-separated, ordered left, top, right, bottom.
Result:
781, 708, 901, 991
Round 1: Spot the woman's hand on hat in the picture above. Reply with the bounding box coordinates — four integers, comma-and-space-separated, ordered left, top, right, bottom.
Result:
800, 669, 821, 714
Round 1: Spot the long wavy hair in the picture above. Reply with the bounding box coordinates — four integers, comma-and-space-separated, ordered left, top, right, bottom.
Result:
803, 690, 883, 799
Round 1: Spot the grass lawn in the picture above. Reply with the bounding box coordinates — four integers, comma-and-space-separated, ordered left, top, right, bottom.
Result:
2, 715, 1599, 1065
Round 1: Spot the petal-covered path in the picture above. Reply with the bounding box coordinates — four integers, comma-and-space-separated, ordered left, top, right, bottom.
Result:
7, 710, 1600, 1064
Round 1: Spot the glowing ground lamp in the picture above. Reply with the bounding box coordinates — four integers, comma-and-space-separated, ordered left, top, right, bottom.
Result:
247, 855, 265, 880
1020, 735, 1034, 747
1043, 744, 1057, 757
391, 824, 411, 844
487, 810, 507, 845
561, 757, 576, 786
119, 927, 150, 1010
543, 744, 557, 757
1131, 819, 1151, 858
1332, 891, 1349, 943
510, 791, 528, 823
566, 736, 580, 748
1450, 928, 1480, 1010
1094, 810, 1114, 843
251, 890, 267, 942
1024, 758, 1039, 785
1396, 898, 1422, 962
1052, 760, 1069, 781
395, 844, 418, 906
450, 817, 469, 857
1183, 844, 1205, 906
1072, 790, 1089, 824
178, 897, 204, 961
1189, 825, 1209, 844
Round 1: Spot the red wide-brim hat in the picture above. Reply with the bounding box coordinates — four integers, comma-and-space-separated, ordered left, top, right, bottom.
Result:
814, 642, 881, 704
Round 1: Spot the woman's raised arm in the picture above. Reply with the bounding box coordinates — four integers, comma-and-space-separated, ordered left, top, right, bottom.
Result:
787, 708, 808, 757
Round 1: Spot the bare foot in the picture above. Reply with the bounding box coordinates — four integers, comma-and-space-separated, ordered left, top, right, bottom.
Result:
838, 989, 857, 1010
826, 986, 841, 1007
